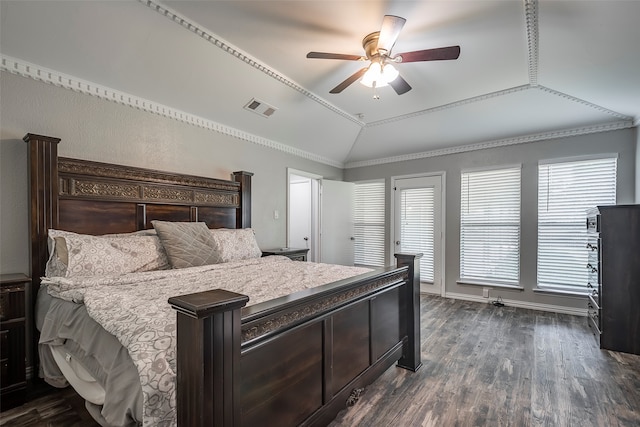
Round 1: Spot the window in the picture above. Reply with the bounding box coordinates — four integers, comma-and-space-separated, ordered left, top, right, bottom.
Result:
460, 167, 521, 284
537, 157, 617, 290
354, 181, 385, 267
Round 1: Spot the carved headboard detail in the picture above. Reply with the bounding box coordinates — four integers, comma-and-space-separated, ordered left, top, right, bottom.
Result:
24, 132, 253, 309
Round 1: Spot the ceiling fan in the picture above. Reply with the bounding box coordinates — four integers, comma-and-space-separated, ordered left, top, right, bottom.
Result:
306, 15, 460, 96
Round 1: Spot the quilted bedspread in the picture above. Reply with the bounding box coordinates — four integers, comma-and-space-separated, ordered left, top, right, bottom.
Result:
43, 256, 371, 426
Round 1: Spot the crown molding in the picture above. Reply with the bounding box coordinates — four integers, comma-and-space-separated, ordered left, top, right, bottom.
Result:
536, 86, 634, 121
1, 55, 344, 169
365, 85, 532, 128
344, 120, 634, 169
525, 0, 539, 86
140, 0, 363, 127
363, 83, 632, 130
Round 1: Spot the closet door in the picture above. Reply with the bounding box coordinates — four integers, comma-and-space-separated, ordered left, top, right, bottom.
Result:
321, 180, 355, 266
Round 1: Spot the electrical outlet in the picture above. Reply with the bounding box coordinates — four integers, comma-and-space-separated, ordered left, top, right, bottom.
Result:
273, 210, 279, 220
482, 288, 489, 298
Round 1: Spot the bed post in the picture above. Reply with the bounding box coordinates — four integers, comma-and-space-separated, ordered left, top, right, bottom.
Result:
395, 253, 423, 372
232, 171, 253, 228
23, 134, 60, 312
169, 289, 249, 427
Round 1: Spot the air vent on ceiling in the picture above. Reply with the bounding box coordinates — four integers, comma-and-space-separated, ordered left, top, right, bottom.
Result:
243, 98, 277, 118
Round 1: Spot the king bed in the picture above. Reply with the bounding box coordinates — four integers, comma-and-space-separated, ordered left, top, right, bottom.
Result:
25, 133, 421, 426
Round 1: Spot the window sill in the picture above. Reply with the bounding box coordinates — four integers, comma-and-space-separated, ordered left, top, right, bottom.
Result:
533, 287, 588, 298
456, 279, 524, 291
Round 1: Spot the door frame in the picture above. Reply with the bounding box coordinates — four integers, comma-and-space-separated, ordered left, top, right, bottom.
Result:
390, 171, 446, 296
287, 168, 321, 262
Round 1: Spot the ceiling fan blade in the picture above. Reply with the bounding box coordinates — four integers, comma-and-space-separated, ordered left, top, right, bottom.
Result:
395, 45, 461, 63
330, 67, 368, 94
389, 75, 412, 95
307, 52, 364, 61
377, 15, 406, 53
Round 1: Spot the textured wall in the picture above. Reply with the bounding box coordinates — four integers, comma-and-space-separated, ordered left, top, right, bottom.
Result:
0, 72, 343, 275
636, 127, 640, 203
345, 127, 637, 311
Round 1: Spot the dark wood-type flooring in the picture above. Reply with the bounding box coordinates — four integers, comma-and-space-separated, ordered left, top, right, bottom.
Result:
1, 295, 639, 426
331, 295, 640, 426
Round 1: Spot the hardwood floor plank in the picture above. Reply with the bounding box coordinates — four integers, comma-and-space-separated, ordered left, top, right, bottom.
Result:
1, 295, 638, 426
330, 295, 640, 427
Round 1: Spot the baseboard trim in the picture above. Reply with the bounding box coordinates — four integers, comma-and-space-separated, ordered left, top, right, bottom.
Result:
444, 292, 588, 316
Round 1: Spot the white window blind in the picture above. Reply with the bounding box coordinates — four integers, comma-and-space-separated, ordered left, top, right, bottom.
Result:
354, 181, 385, 267
537, 157, 617, 289
400, 188, 435, 282
460, 167, 521, 283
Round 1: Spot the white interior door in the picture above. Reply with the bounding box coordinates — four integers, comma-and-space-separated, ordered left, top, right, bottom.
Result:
393, 175, 444, 295
289, 176, 312, 250
321, 179, 355, 266
288, 169, 320, 262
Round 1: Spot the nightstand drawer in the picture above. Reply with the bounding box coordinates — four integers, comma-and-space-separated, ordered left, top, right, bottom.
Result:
0, 330, 7, 359
0, 359, 8, 388
287, 253, 307, 262
262, 248, 309, 262
0, 286, 26, 321
0, 322, 26, 391
0, 273, 29, 411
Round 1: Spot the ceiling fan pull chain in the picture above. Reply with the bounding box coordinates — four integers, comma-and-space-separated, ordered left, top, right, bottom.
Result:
372, 81, 380, 100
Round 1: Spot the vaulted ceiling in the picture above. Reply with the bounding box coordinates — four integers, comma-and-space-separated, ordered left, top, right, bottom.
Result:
1, 1, 638, 168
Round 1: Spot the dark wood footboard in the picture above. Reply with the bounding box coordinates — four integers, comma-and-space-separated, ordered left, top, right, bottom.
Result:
169, 253, 422, 427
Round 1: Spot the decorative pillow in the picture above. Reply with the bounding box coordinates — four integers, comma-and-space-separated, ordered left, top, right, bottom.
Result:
45, 229, 170, 278
151, 221, 222, 269
210, 228, 262, 262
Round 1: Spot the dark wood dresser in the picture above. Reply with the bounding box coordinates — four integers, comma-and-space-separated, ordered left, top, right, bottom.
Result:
261, 248, 309, 261
0, 273, 29, 410
586, 205, 640, 355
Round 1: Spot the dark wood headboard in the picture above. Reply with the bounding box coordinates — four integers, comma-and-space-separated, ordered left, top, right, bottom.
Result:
24, 133, 253, 304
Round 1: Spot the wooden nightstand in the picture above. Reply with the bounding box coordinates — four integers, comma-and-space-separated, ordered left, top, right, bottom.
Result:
261, 248, 309, 262
0, 273, 29, 411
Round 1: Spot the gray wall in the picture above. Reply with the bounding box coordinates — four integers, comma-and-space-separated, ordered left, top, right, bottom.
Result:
2, 71, 637, 313
345, 128, 637, 312
0, 72, 343, 276
637, 127, 640, 202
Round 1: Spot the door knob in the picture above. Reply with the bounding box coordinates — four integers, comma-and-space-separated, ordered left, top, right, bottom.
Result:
395, 241, 400, 245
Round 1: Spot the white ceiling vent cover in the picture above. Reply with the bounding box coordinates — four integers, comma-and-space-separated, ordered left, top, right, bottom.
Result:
243, 98, 278, 118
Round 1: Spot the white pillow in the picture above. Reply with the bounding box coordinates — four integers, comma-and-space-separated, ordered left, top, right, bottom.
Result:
210, 228, 262, 262
45, 229, 170, 278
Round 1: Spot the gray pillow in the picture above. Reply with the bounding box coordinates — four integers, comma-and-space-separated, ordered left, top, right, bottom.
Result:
151, 221, 221, 269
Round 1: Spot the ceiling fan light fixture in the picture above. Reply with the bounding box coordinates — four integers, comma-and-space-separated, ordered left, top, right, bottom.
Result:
360, 62, 388, 88
307, 15, 459, 95
382, 63, 399, 82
